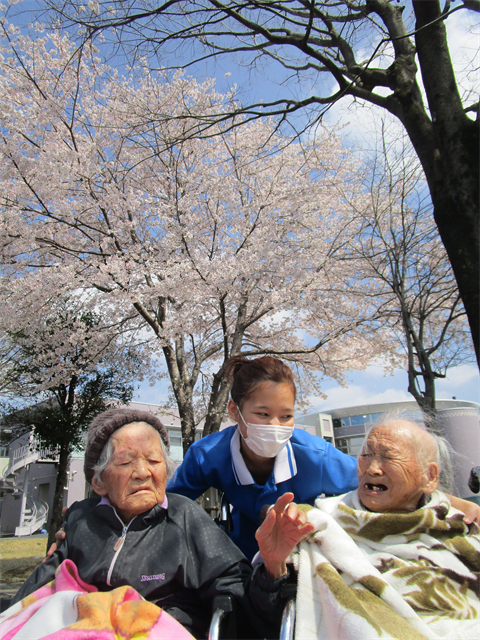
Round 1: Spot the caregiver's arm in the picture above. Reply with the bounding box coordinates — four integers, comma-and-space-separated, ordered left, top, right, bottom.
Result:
44, 506, 68, 560
448, 494, 480, 524
256, 492, 315, 580
166, 442, 210, 499
320, 443, 358, 495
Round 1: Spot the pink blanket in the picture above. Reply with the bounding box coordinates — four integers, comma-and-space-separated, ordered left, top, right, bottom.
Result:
0, 560, 194, 640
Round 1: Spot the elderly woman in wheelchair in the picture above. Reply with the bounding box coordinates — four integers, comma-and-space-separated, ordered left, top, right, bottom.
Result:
3, 412, 479, 640
1, 408, 310, 640
256, 418, 480, 640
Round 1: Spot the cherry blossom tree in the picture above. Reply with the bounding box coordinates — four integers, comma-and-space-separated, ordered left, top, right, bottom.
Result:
0, 293, 146, 544
39, 0, 480, 363
350, 129, 474, 419
0, 24, 396, 450
0, 338, 25, 396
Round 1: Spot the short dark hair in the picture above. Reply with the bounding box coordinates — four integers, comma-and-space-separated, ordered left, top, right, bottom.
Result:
225, 356, 296, 408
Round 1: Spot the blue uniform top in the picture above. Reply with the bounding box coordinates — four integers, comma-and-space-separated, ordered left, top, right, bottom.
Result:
167, 426, 358, 560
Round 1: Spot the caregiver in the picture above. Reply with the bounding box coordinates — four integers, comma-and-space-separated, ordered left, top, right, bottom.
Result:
167, 356, 480, 560
167, 356, 358, 560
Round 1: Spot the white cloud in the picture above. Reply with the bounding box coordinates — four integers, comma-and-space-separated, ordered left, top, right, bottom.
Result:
133, 357, 478, 417
445, 8, 480, 104
134, 379, 170, 405
302, 363, 479, 415
353, 362, 402, 379
324, 99, 405, 150
436, 364, 480, 397
304, 383, 411, 414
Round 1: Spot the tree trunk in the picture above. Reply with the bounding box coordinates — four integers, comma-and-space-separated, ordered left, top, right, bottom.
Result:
202, 305, 248, 437
202, 366, 233, 437
405, 329, 438, 428
412, 0, 479, 363
406, 367, 438, 429
400, 297, 439, 427
162, 342, 197, 453
433, 152, 480, 363
48, 444, 69, 548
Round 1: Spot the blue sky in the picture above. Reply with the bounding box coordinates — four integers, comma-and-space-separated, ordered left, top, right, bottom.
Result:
306, 363, 480, 413
134, 362, 480, 415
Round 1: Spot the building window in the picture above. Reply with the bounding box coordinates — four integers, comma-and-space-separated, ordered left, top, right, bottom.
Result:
333, 413, 384, 430
348, 436, 365, 457
336, 438, 348, 454
322, 418, 332, 435
167, 429, 183, 462
335, 436, 364, 457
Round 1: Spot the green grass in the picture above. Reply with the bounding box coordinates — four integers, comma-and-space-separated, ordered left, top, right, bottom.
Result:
0, 539, 48, 582
0, 538, 47, 560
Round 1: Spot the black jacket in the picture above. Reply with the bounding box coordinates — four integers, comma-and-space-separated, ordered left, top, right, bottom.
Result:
13, 493, 285, 638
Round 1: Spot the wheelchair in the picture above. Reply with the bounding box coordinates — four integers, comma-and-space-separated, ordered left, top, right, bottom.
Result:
214, 491, 234, 533
209, 585, 296, 640
278, 584, 296, 640
210, 493, 296, 640
209, 595, 237, 640
1, 588, 295, 640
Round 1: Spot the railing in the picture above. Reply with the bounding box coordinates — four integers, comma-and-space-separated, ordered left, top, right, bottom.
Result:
15, 497, 49, 537
4, 439, 58, 477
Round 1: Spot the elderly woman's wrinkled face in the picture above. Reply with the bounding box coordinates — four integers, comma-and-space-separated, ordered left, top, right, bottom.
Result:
92, 422, 167, 523
357, 425, 436, 513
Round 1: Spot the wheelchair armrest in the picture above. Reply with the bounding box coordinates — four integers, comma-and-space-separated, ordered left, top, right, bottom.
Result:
279, 576, 297, 640
209, 595, 237, 640
279, 598, 295, 640
212, 595, 235, 614
214, 493, 234, 533
279, 582, 297, 600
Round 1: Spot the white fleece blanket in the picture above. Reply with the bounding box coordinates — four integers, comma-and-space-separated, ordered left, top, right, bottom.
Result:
293, 490, 480, 640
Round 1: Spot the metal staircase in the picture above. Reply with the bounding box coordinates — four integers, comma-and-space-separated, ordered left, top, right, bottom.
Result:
4, 439, 57, 477
15, 497, 49, 536
1, 436, 57, 536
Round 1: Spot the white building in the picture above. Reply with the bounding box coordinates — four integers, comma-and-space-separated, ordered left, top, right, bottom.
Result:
0, 431, 57, 536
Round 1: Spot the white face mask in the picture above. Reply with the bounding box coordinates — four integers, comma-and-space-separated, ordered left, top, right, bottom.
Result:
237, 407, 294, 458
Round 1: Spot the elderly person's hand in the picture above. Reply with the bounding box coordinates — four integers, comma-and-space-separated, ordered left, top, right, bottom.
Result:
449, 495, 480, 525
255, 492, 314, 580
43, 507, 67, 562
462, 500, 480, 525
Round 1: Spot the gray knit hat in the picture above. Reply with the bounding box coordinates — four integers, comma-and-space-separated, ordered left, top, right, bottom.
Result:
84, 408, 170, 483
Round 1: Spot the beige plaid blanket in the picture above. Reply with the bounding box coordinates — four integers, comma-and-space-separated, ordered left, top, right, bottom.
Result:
293, 490, 480, 639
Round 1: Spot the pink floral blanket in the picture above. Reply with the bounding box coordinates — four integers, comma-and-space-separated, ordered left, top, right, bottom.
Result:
0, 559, 194, 640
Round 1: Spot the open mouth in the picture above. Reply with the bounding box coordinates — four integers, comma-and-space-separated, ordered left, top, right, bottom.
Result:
364, 483, 387, 492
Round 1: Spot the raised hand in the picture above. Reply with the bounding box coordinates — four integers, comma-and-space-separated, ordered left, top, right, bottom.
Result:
255, 492, 314, 580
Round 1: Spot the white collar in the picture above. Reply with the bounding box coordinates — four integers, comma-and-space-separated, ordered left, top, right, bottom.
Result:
230, 426, 297, 485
